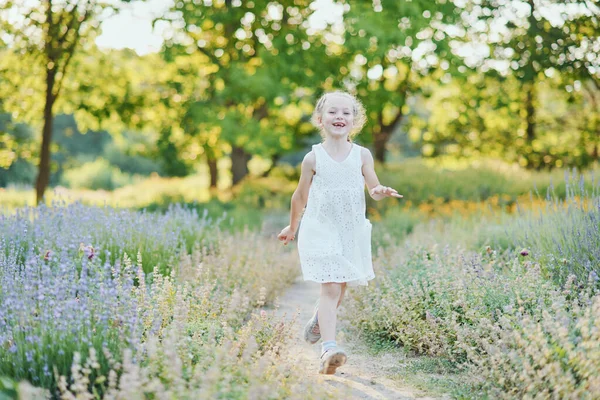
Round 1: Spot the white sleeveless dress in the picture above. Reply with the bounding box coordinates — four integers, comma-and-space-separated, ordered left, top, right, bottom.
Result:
297, 143, 374, 286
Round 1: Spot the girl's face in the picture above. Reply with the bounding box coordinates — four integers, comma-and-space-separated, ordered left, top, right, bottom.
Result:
319, 95, 354, 139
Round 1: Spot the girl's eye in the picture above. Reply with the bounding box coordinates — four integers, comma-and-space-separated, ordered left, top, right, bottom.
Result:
343, 112, 351, 115
328, 111, 335, 114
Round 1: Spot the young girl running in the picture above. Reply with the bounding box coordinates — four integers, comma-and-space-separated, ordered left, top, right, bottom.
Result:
277, 91, 403, 375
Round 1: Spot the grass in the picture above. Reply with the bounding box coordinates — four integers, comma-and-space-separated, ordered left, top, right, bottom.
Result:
4, 157, 597, 214
348, 326, 473, 398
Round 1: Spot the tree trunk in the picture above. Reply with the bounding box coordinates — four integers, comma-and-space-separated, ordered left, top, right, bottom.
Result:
525, 81, 536, 144
585, 82, 599, 161
231, 145, 251, 185
36, 67, 57, 204
373, 129, 392, 163
262, 154, 280, 177
207, 155, 218, 188
373, 102, 406, 164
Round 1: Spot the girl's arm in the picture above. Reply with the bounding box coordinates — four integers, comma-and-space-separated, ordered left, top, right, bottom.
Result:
278, 151, 315, 244
361, 147, 403, 201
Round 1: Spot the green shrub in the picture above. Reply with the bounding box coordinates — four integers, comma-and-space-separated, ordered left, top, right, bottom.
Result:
371, 208, 423, 249
345, 184, 600, 398
0, 159, 36, 187
103, 142, 163, 176
232, 175, 296, 210
372, 158, 596, 214
60, 158, 136, 190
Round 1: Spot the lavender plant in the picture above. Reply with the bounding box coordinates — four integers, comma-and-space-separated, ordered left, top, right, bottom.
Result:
0, 200, 216, 275
509, 172, 600, 285
0, 243, 141, 390
343, 174, 600, 397
0, 203, 312, 398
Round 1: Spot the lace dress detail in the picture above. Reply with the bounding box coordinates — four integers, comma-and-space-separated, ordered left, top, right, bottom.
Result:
297, 143, 374, 286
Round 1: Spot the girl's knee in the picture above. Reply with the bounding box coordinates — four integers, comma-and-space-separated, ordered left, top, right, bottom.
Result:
321, 282, 343, 299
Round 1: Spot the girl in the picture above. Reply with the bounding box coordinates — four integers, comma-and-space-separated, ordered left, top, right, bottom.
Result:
277, 91, 402, 375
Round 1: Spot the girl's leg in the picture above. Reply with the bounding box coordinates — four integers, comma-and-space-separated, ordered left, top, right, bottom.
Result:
319, 282, 343, 342
336, 282, 347, 308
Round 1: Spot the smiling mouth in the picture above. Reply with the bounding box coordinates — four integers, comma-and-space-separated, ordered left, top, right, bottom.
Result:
333, 123, 346, 127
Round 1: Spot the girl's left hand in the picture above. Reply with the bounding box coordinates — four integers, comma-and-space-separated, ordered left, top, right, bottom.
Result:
370, 185, 403, 198
277, 225, 297, 245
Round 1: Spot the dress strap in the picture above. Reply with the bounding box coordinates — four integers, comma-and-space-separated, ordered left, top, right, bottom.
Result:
353, 144, 363, 168
311, 144, 321, 174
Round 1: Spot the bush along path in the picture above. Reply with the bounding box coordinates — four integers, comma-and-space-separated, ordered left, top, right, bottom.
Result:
273, 277, 446, 400
0, 204, 336, 399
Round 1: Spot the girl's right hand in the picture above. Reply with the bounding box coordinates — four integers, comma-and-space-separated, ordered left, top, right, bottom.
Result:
277, 225, 297, 245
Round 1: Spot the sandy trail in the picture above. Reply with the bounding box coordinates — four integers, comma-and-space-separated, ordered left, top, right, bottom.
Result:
274, 277, 444, 400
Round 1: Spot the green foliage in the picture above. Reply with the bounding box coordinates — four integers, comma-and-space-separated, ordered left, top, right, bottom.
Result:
446, 0, 600, 169
0, 113, 37, 186
335, 0, 461, 162
164, 0, 337, 183
419, 74, 600, 169
232, 175, 296, 210
52, 114, 111, 158
1, 0, 598, 190
0, 376, 17, 400
103, 143, 162, 176
370, 158, 580, 215
371, 208, 422, 249
102, 130, 163, 176
156, 128, 191, 177
0, 159, 36, 187
60, 159, 135, 190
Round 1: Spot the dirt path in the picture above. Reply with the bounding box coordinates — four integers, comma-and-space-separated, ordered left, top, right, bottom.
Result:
274, 277, 446, 400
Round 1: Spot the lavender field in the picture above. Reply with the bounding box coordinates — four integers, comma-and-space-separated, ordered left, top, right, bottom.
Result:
2, 175, 599, 399
0, 202, 335, 399
343, 177, 600, 398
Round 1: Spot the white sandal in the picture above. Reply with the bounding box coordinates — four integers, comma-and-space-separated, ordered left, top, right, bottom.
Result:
318, 347, 347, 375
303, 300, 321, 344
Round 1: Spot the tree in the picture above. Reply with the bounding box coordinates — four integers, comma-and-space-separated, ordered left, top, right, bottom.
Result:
338, 0, 460, 163
0, 0, 137, 203
456, 0, 600, 167
418, 59, 600, 169
160, 0, 335, 185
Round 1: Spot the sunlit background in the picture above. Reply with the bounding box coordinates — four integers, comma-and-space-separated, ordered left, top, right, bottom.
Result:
1, 1, 600, 399
1, 0, 597, 209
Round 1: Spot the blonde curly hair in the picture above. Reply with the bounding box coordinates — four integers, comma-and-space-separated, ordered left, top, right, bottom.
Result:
311, 91, 367, 141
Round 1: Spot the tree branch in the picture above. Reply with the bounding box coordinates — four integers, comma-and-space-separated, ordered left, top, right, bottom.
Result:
53, 1, 92, 99
56, 4, 82, 51
591, 75, 600, 92
44, 0, 54, 60
197, 45, 222, 69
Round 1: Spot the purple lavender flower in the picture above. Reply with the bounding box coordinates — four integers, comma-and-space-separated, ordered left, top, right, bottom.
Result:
0, 200, 221, 392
